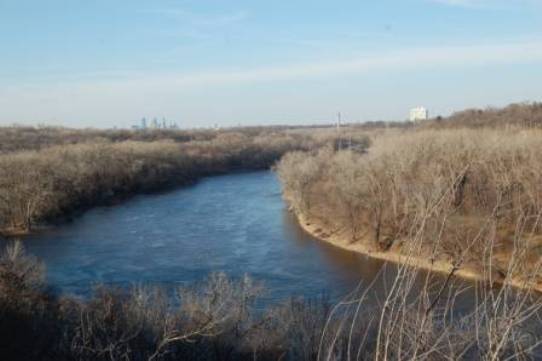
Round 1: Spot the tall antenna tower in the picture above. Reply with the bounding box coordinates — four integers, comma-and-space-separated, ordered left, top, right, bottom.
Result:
336, 112, 343, 150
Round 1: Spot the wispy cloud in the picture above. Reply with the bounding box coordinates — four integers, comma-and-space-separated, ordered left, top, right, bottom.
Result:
2, 39, 542, 127
113, 40, 542, 88
5, 40, 542, 90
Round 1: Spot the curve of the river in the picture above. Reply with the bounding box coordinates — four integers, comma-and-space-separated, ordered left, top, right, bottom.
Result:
3, 171, 472, 306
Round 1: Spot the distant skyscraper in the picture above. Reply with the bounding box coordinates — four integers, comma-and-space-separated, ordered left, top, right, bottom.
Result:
151, 117, 159, 129
141, 117, 147, 129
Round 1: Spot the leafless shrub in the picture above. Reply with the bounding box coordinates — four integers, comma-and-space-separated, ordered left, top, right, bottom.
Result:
2, 236, 542, 360
0, 240, 45, 293
278, 128, 542, 284
0, 241, 65, 361
0, 128, 359, 234
317, 208, 542, 361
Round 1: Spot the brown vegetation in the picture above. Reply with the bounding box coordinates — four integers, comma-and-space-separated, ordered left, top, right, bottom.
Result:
276, 111, 542, 360
5, 103, 542, 360
0, 127, 346, 234
0, 126, 215, 154
1, 240, 542, 361
0, 241, 334, 361
423, 102, 542, 129
278, 127, 542, 289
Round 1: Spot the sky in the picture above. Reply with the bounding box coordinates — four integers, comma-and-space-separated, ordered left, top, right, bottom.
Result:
0, 0, 541, 128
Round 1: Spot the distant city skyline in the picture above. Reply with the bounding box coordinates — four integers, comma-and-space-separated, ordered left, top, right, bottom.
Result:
1, 0, 541, 128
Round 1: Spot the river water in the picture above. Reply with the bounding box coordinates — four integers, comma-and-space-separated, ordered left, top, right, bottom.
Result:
4, 171, 472, 305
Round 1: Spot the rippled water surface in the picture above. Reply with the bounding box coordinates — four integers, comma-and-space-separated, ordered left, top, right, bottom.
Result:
4, 171, 472, 305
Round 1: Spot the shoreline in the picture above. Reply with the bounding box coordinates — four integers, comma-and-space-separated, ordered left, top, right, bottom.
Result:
0, 168, 271, 238
294, 211, 542, 293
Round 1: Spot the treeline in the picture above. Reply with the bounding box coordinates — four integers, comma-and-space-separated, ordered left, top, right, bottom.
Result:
345, 102, 542, 130
278, 127, 542, 285
0, 126, 210, 154
2, 242, 541, 361
423, 102, 542, 129
0, 130, 338, 235
0, 126, 311, 154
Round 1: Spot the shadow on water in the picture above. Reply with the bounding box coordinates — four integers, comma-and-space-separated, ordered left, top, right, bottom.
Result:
282, 209, 386, 286
281, 208, 477, 312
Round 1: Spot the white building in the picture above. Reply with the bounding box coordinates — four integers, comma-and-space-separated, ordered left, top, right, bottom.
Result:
409, 107, 429, 122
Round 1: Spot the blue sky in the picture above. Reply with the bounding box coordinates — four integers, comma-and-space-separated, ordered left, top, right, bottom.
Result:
0, 0, 541, 128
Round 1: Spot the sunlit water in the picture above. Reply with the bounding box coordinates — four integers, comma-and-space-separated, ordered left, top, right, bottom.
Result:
3, 171, 473, 306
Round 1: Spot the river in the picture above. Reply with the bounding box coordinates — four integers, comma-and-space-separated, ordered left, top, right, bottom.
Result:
2, 171, 472, 306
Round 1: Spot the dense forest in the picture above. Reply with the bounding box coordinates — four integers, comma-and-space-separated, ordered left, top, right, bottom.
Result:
278, 102, 542, 290
0, 127, 350, 235
3, 103, 542, 360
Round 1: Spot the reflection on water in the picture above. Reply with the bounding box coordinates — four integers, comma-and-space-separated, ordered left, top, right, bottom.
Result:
282, 210, 385, 285
1, 171, 474, 307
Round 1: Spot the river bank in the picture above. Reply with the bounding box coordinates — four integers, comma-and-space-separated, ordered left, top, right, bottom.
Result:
0, 129, 333, 237
293, 211, 542, 293
0, 167, 257, 238
0, 171, 384, 302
